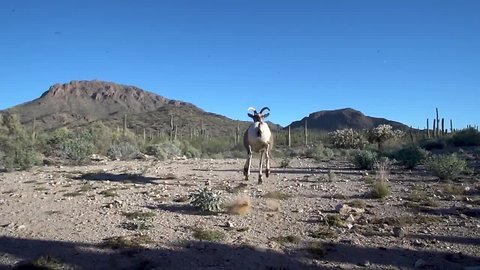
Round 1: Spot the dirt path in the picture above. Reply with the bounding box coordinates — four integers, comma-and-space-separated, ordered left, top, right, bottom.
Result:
1, 158, 479, 269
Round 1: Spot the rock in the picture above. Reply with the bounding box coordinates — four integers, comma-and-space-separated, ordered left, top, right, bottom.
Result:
358, 260, 370, 267
393, 227, 405, 238
346, 214, 355, 223
415, 259, 426, 269
225, 221, 234, 228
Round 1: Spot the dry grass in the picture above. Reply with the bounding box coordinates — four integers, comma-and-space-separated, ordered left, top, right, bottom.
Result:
266, 199, 281, 212
228, 195, 252, 215
264, 191, 290, 200
191, 228, 225, 242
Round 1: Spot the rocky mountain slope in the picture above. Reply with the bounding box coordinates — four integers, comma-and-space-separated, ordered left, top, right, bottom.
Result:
287, 108, 408, 131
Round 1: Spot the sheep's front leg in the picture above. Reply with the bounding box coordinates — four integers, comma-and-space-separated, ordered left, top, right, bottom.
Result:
243, 146, 252, 180
258, 151, 264, 184
265, 145, 270, 178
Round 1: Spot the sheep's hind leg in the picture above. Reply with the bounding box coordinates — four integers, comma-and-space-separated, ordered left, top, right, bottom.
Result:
265, 148, 270, 178
244, 148, 252, 180
258, 151, 264, 184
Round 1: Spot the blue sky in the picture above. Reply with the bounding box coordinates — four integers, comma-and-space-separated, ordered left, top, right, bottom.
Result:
1, 1, 479, 129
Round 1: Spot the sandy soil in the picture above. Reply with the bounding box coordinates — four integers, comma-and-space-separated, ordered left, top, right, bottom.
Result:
0, 157, 479, 270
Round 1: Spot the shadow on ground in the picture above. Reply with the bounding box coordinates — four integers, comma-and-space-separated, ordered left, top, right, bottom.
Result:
1, 236, 479, 270
74, 173, 161, 185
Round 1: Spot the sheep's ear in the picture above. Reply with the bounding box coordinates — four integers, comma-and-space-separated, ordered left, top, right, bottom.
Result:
248, 113, 255, 119
263, 113, 270, 119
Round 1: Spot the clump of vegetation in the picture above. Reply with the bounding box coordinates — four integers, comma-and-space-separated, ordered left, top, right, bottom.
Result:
426, 154, 469, 180
273, 235, 301, 245
191, 228, 225, 242
371, 180, 389, 199
15, 255, 77, 270
348, 200, 367, 209
305, 144, 335, 161
419, 138, 447, 150
304, 241, 326, 259
406, 187, 439, 207
324, 214, 346, 227
367, 124, 403, 151
44, 127, 95, 165
351, 149, 377, 170
393, 145, 429, 169
264, 191, 290, 200
122, 211, 156, 221
228, 195, 251, 215
189, 187, 221, 212
329, 128, 366, 149
0, 113, 39, 171
280, 158, 290, 168
449, 127, 480, 147
101, 234, 153, 249
107, 141, 140, 160
309, 228, 337, 239
99, 188, 118, 197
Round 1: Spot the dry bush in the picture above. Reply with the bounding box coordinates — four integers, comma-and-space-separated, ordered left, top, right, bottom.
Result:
266, 199, 281, 212
228, 195, 252, 215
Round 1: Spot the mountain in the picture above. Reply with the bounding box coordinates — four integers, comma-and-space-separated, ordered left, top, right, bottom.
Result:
287, 108, 408, 131
4, 80, 253, 137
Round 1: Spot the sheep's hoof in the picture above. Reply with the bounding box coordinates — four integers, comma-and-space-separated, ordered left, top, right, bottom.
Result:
258, 176, 263, 184
266, 169, 270, 178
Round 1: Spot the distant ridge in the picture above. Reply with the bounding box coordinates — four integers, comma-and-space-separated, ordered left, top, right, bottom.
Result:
4, 80, 252, 137
287, 108, 408, 131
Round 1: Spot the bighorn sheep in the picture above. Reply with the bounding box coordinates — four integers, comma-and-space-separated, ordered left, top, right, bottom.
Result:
243, 107, 273, 184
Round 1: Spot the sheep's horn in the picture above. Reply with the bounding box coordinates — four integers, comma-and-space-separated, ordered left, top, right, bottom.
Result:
247, 107, 257, 113
259, 107, 270, 114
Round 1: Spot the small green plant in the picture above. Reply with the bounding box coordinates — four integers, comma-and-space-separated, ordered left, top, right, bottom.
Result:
426, 154, 469, 180
99, 189, 118, 197
324, 214, 346, 227
394, 145, 429, 169
371, 180, 389, 199
122, 211, 156, 221
304, 241, 326, 259
273, 235, 301, 245
191, 228, 225, 242
309, 228, 337, 239
280, 158, 290, 168
351, 150, 377, 170
264, 191, 290, 200
189, 187, 221, 212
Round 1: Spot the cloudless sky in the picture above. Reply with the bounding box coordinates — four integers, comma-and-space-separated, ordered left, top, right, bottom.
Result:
1, 0, 479, 129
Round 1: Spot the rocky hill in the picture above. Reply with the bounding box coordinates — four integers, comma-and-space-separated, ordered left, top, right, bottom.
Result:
4, 80, 253, 138
287, 108, 408, 131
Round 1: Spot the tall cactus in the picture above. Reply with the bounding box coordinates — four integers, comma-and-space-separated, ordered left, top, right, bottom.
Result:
304, 119, 308, 147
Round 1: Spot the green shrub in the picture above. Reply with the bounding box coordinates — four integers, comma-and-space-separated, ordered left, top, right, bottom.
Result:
189, 187, 221, 212
107, 141, 140, 160
280, 158, 290, 168
351, 150, 377, 170
449, 128, 480, 147
371, 180, 389, 199
145, 142, 182, 160
329, 129, 366, 149
419, 138, 446, 150
394, 145, 429, 169
0, 113, 39, 171
305, 144, 335, 161
426, 154, 469, 180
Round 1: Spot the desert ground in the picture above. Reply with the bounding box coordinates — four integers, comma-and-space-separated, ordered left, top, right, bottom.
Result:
0, 156, 479, 270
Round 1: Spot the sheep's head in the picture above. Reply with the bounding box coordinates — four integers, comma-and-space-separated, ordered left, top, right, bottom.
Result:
247, 107, 270, 123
